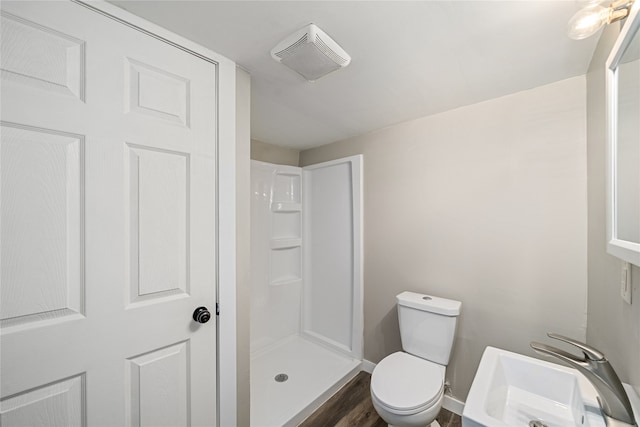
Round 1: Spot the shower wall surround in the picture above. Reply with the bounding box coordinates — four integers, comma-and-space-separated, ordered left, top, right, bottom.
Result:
250, 156, 363, 357
251, 162, 303, 351
303, 159, 363, 359
250, 157, 363, 426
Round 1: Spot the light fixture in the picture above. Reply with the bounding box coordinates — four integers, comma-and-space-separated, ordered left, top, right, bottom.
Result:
270, 24, 351, 82
568, 0, 635, 40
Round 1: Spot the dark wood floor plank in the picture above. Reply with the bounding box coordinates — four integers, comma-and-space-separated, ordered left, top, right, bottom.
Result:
298, 371, 463, 427
300, 372, 372, 427
333, 397, 380, 427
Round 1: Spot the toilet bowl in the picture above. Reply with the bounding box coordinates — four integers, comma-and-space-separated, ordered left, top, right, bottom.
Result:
370, 292, 461, 427
370, 352, 445, 427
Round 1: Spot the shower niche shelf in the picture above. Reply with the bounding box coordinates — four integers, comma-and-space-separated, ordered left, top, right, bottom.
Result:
271, 238, 302, 250
272, 202, 301, 212
269, 169, 302, 288
270, 246, 302, 286
272, 211, 301, 240
273, 172, 300, 203
270, 277, 303, 287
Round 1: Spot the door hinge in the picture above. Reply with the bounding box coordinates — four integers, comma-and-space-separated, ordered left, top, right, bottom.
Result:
216, 303, 220, 316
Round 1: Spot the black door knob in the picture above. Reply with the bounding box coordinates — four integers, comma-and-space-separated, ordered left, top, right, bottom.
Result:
193, 306, 211, 324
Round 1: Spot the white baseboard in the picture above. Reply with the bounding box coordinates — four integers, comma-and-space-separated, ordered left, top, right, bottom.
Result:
360, 359, 376, 373
360, 359, 465, 416
442, 394, 464, 416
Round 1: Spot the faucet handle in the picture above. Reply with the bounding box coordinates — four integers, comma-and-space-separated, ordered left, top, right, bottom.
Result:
547, 332, 605, 361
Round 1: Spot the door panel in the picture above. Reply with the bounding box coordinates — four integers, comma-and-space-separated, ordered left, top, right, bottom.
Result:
1, 123, 84, 328
127, 342, 189, 427
126, 144, 190, 304
0, 374, 85, 427
0, 2, 218, 426
0, 11, 85, 101
125, 58, 191, 127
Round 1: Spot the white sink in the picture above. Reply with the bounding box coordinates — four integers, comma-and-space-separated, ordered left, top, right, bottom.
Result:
462, 346, 605, 427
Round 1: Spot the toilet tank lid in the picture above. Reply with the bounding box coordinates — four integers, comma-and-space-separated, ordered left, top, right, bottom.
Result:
396, 291, 461, 316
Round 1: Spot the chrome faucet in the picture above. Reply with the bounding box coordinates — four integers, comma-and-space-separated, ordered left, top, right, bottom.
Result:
530, 333, 637, 427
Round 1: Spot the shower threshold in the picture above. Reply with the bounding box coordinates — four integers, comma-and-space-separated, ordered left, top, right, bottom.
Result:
250, 334, 361, 427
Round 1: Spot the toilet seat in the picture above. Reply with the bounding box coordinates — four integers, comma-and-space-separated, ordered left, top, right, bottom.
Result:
371, 352, 444, 415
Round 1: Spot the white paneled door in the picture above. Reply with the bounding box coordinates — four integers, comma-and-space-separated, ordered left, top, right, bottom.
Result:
0, 2, 218, 426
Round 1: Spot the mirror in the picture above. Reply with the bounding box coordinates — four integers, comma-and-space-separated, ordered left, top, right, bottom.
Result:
606, 3, 640, 266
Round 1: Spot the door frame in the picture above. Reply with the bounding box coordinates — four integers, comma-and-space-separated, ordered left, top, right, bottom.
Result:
70, 2, 238, 425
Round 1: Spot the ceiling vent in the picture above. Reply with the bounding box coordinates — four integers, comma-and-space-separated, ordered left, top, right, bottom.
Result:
271, 24, 351, 82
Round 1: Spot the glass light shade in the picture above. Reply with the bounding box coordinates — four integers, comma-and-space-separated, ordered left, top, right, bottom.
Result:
567, 5, 610, 39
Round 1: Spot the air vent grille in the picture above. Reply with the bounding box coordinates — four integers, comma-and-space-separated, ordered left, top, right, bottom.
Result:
315, 34, 349, 66
270, 24, 351, 81
274, 34, 308, 59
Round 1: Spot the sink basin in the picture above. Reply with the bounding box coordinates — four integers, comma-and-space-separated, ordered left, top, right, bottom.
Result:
462, 346, 605, 427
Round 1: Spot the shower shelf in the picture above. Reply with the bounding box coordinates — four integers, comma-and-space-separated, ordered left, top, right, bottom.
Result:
271, 238, 302, 249
272, 202, 301, 212
270, 278, 302, 287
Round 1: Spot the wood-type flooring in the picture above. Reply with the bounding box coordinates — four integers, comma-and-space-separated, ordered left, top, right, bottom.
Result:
299, 371, 463, 427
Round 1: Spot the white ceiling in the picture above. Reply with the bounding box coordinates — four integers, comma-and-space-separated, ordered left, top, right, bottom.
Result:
110, 1, 599, 149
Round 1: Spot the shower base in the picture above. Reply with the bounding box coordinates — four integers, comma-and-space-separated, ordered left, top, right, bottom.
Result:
250, 334, 361, 427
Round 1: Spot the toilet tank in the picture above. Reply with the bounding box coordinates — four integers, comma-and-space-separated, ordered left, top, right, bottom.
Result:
397, 291, 461, 365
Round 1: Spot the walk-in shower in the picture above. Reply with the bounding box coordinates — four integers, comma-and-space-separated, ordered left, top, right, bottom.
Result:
250, 155, 363, 426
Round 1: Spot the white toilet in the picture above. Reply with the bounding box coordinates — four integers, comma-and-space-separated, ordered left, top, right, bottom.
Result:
370, 291, 461, 427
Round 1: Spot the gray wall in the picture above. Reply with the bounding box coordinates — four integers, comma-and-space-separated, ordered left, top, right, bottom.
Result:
300, 76, 588, 401
251, 139, 299, 166
236, 67, 251, 427
586, 24, 640, 396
